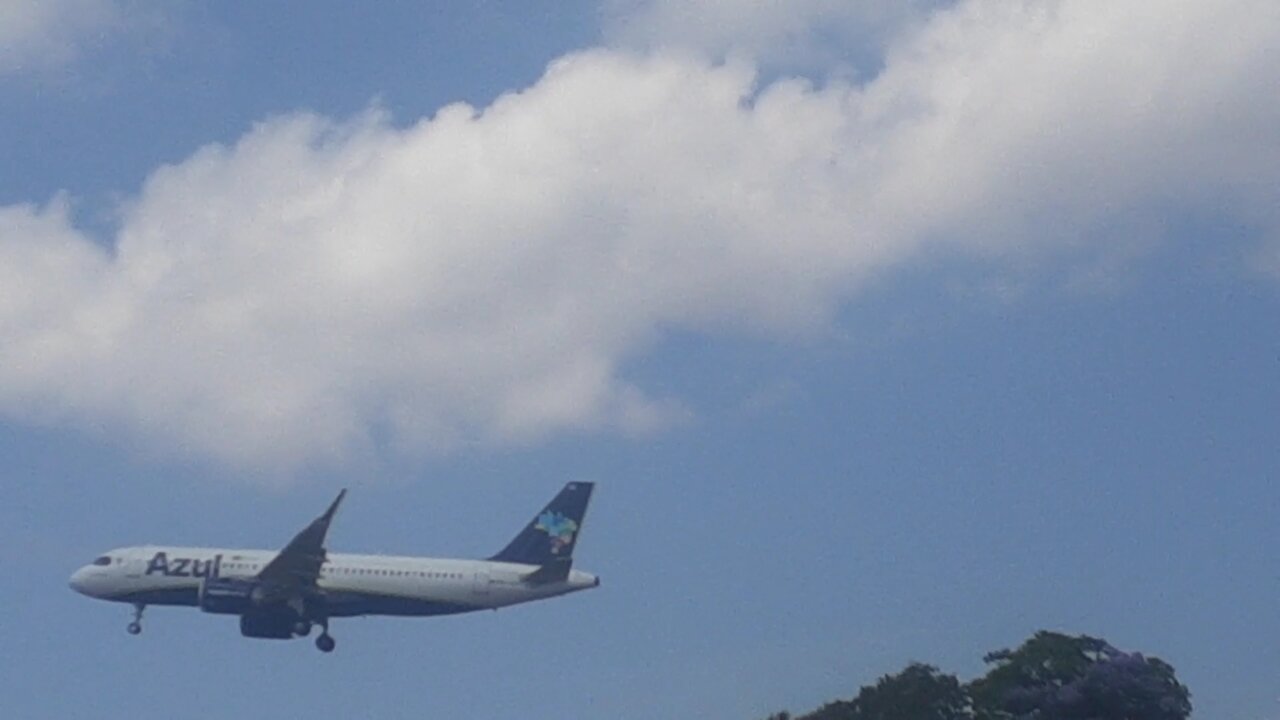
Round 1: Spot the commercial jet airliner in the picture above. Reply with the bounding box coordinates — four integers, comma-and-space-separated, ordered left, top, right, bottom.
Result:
69, 482, 598, 652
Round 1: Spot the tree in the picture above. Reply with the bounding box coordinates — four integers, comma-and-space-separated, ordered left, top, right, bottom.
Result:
968, 631, 1191, 720
797, 664, 972, 720
764, 631, 1191, 720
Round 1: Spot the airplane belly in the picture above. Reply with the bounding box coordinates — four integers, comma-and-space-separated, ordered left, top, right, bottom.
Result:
322, 589, 478, 617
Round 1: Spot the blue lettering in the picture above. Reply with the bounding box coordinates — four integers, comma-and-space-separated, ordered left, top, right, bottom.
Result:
145, 552, 169, 576
144, 551, 223, 578
193, 558, 222, 578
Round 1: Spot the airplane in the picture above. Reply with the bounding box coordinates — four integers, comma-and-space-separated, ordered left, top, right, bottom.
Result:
69, 482, 598, 652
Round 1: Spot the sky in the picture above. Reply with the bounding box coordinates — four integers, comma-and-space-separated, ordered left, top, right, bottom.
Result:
0, 1, 1277, 718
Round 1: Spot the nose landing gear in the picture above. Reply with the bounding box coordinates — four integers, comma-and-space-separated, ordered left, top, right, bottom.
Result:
127, 603, 145, 635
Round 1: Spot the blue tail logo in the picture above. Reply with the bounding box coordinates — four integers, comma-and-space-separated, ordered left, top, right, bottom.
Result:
490, 482, 593, 565
535, 511, 579, 555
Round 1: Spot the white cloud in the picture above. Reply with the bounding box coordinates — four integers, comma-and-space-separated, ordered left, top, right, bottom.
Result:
0, 0, 125, 75
0, 0, 1277, 473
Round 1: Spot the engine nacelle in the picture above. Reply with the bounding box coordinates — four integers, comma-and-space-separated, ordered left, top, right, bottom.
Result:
198, 577, 261, 615
239, 609, 296, 639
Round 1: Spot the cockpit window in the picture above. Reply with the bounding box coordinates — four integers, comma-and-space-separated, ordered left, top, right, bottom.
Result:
92, 556, 112, 566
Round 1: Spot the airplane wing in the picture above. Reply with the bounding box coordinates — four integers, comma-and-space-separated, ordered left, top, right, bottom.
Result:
256, 489, 346, 599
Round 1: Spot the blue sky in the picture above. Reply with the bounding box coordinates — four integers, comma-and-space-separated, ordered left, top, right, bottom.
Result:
1, 2, 1278, 719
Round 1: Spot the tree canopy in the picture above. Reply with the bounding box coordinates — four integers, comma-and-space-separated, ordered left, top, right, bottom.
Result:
970, 631, 1191, 720
766, 631, 1191, 720
802, 663, 971, 720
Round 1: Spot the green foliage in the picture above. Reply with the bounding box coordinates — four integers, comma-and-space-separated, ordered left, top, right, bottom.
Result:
796, 664, 971, 720
970, 631, 1113, 719
769, 632, 1191, 720
969, 632, 1191, 720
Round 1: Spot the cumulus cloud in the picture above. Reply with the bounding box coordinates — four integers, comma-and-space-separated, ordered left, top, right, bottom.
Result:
0, 0, 125, 75
0, 0, 1277, 472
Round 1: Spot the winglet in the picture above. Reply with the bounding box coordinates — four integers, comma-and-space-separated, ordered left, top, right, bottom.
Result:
322, 488, 347, 524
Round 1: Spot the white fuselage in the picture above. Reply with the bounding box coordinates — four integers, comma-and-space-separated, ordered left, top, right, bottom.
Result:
70, 545, 599, 618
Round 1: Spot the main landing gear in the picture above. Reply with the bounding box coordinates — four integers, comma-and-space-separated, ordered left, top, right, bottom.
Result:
126, 603, 145, 635
292, 618, 333, 650
314, 616, 335, 653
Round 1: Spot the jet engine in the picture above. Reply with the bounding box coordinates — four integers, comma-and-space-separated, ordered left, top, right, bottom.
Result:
239, 609, 296, 639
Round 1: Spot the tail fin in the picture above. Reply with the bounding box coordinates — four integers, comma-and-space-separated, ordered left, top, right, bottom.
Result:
489, 482, 594, 565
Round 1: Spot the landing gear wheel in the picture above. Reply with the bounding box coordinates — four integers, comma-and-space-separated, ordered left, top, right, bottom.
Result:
315, 633, 336, 653
293, 621, 312, 637
127, 603, 145, 636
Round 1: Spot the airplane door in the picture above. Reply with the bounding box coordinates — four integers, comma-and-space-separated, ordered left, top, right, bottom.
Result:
471, 570, 490, 596
125, 555, 145, 578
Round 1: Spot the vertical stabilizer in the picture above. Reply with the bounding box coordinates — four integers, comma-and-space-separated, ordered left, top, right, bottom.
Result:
489, 482, 594, 565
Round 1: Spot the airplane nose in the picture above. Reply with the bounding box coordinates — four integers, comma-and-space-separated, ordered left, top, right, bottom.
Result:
69, 567, 91, 595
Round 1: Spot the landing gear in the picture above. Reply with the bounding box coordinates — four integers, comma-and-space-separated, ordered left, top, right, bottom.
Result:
315, 633, 335, 653
293, 620, 312, 637
314, 615, 335, 652
127, 603, 145, 635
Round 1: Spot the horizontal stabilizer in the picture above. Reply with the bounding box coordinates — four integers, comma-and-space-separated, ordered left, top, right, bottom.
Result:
522, 557, 572, 585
